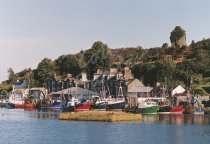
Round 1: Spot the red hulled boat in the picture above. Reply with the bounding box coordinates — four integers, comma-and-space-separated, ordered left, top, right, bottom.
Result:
170, 105, 184, 114
74, 101, 91, 112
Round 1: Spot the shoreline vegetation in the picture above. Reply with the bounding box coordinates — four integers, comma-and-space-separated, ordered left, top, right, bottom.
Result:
58, 111, 142, 122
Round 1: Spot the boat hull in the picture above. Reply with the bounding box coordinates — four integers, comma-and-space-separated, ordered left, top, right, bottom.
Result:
194, 109, 204, 115
158, 105, 171, 114
107, 101, 125, 111
92, 102, 108, 111
170, 106, 184, 114
24, 104, 36, 109
14, 104, 25, 109
75, 102, 91, 112
0, 103, 9, 108
47, 102, 62, 109
137, 105, 158, 114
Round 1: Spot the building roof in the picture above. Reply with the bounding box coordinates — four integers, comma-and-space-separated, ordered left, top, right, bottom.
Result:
126, 78, 145, 87
13, 80, 26, 89
128, 86, 153, 93
51, 87, 99, 97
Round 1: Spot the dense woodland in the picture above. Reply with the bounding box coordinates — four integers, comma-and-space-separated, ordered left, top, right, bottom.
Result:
1, 26, 210, 96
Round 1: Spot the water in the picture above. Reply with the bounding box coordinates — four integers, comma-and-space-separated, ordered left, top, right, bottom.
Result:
0, 108, 210, 144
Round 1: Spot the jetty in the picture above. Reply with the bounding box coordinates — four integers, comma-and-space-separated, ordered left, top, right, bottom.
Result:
58, 111, 141, 122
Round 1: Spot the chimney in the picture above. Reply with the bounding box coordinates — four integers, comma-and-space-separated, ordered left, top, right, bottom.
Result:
81, 72, 88, 82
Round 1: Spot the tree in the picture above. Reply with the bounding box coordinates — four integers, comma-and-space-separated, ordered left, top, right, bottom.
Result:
17, 68, 34, 88
7, 68, 18, 84
170, 26, 186, 48
36, 58, 56, 85
55, 54, 81, 77
154, 58, 176, 82
161, 43, 169, 49
131, 63, 156, 86
84, 41, 111, 79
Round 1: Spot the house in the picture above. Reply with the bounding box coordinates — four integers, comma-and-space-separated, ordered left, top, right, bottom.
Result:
127, 79, 144, 90
123, 67, 134, 80
127, 86, 153, 97
171, 85, 188, 106
77, 72, 90, 89
12, 80, 27, 91
91, 67, 154, 98
46, 74, 76, 93
127, 79, 153, 97
91, 68, 126, 98
172, 85, 186, 96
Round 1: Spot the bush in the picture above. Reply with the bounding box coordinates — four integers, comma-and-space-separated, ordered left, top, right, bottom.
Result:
202, 86, 210, 94
194, 88, 205, 95
203, 70, 210, 77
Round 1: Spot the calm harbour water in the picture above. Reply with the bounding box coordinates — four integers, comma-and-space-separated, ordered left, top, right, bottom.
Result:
0, 108, 210, 144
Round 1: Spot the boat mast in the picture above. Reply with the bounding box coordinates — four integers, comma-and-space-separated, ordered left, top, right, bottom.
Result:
117, 81, 123, 98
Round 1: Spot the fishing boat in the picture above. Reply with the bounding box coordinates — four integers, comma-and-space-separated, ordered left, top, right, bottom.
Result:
47, 101, 62, 109
106, 98, 125, 111
191, 94, 204, 115
47, 95, 62, 110
136, 98, 158, 114
62, 96, 79, 112
28, 88, 48, 109
8, 89, 28, 109
0, 99, 9, 108
74, 99, 91, 112
181, 94, 204, 115
106, 81, 125, 111
24, 97, 36, 109
91, 96, 108, 111
170, 105, 184, 114
158, 105, 171, 114
152, 97, 171, 114
194, 108, 204, 114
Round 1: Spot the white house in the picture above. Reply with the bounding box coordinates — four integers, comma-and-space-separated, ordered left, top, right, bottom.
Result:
172, 85, 186, 96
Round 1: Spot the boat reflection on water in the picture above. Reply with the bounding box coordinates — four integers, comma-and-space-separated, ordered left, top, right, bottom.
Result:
25, 108, 62, 119
141, 114, 159, 123
141, 114, 210, 125
142, 114, 210, 125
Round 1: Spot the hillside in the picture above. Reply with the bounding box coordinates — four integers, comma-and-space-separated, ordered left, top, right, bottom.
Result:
108, 39, 210, 95
2, 27, 210, 96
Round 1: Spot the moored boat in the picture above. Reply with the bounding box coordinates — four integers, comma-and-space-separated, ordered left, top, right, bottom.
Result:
129, 98, 158, 114
47, 101, 62, 109
62, 97, 79, 112
0, 99, 9, 108
8, 89, 27, 109
75, 100, 91, 112
106, 98, 125, 111
47, 95, 63, 109
91, 96, 108, 111
93, 101, 108, 110
158, 105, 171, 114
137, 102, 158, 114
194, 108, 204, 115
28, 87, 48, 109
170, 105, 184, 114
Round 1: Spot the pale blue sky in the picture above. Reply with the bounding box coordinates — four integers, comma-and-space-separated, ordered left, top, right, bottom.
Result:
0, 0, 210, 82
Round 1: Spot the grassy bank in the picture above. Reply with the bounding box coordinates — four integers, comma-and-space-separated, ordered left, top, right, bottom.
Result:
59, 111, 141, 122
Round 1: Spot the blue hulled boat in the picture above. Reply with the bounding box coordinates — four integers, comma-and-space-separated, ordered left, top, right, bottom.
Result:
107, 98, 125, 110
47, 101, 62, 109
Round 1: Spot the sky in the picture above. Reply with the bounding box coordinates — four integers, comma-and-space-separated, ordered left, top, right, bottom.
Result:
0, 0, 210, 82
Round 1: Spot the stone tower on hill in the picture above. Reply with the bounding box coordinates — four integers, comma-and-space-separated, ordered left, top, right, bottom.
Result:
170, 26, 186, 48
